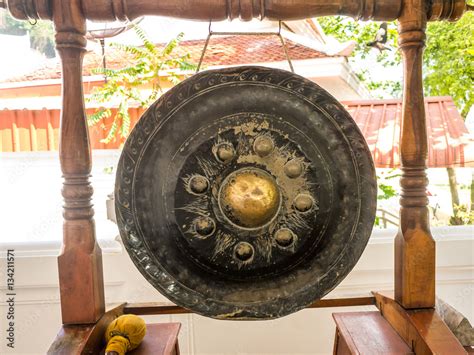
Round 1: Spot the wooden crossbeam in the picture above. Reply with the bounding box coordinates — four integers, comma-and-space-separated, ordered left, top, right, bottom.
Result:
124, 296, 376, 316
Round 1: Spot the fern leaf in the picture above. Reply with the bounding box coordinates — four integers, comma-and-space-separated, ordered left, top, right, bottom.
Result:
162, 32, 184, 57
87, 108, 111, 127
133, 25, 158, 56
110, 42, 148, 57
119, 104, 131, 138
101, 117, 118, 144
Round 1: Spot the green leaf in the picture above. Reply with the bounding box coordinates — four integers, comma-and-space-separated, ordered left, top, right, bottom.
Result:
118, 102, 131, 138
133, 25, 158, 56
110, 42, 148, 57
87, 108, 111, 126
101, 118, 118, 144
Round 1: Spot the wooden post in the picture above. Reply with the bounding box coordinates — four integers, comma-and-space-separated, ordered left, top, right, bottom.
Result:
395, 0, 435, 308
54, 0, 105, 324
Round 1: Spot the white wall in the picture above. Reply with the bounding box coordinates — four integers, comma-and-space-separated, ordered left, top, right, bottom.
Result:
0, 151, 473, 354
0, 151, 120, 243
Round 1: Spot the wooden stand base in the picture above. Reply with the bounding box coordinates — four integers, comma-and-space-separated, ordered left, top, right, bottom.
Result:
48, 294, 468, 354
333, 292, 467, 355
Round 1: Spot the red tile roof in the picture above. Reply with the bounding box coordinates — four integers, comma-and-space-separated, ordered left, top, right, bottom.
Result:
1, 97, 472, 168
4, 35, 329, 83
343, 96, 474, 168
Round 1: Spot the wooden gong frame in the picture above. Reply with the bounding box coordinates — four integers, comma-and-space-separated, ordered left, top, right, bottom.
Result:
2, 0, 471, 353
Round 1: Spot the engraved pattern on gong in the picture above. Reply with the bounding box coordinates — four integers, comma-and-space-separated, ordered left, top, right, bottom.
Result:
174, 114, 320, 273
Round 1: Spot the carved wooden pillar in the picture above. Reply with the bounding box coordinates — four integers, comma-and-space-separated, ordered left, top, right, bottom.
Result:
53, 0, 105, 324
395, 0, 435, 309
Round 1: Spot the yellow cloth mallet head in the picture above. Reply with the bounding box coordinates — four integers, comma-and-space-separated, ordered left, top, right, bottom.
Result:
105, 314, 147, 355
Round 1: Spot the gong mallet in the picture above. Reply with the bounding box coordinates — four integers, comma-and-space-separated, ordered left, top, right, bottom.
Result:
105, 314, 146, 355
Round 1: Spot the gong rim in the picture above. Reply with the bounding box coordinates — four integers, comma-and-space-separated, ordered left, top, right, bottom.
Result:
115, 66, 377, 320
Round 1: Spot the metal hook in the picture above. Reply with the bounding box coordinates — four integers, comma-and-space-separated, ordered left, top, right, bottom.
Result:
21, 0, 38, 25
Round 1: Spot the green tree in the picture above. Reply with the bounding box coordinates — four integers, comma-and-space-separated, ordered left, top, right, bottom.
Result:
375, 169, 400, 227
424, 14, 474, 118
318, 17, 401, 98
87, 26, 195, 144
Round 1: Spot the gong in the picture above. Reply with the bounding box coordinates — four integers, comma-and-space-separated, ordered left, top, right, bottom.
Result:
115, 66, 376, 319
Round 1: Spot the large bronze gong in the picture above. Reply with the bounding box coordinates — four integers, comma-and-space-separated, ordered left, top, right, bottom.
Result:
115, 66, 377, 319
